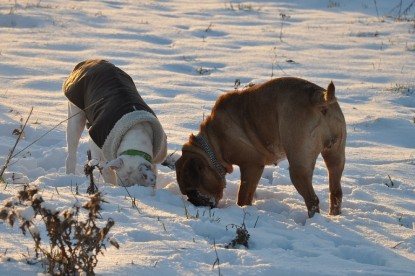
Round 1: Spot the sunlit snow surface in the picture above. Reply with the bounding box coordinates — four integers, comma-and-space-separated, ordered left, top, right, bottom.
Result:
0, 0, 414, 275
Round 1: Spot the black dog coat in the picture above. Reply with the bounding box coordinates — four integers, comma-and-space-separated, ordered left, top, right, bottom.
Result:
63, 59, 167, 163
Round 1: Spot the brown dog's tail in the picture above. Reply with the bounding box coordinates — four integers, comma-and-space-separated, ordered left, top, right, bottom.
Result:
310, 81, 337, 107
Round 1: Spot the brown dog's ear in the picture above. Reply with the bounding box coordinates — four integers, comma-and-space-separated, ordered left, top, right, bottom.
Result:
188, 134, 198, 145
183, 157, 203, 180
310, 81, 337, 108
324, 81, 336, 103
176, 155, 203, 194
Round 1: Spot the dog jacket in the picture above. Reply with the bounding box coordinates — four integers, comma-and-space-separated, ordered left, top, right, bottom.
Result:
63, 59, 167, 163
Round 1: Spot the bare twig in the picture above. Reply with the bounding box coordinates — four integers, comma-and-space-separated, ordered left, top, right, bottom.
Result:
373, 0, 380, 20
253, 216, 260, 228
389, 0, 415, 19
212, 240, 221, 276
116, 175, 141, 214
84, 150, 98, 195
205, 23, 213, 32
271, 48, 287, 79
11, 97, 104, 160
392, 241, 404, 249
157, 216, 167, 231
385, 174, 394, 188
279, 13, 290, 42
0, 107, 33, 179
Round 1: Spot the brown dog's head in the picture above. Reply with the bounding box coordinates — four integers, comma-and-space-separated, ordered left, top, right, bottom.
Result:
175, 136, 226, 208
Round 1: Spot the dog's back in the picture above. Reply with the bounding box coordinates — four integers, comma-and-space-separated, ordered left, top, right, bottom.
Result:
63, 59, 155, 148
203, 77, 345, 164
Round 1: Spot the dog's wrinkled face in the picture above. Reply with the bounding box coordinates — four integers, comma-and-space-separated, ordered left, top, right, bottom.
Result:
106, 156, 156, 187
175, 150, 225, 208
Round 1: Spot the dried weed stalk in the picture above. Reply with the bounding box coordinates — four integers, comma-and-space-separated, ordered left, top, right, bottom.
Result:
0, 185, 119, 275
225, 211, 250, 249
225, 223, 250, 249
0, 107, 33, 182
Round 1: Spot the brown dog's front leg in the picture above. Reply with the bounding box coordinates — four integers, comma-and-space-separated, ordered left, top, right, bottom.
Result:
237, 165, 264, 206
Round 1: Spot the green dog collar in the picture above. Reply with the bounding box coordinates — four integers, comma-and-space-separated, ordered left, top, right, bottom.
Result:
120, 149, 152, 163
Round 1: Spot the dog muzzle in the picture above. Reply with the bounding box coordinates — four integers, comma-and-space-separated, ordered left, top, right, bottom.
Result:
186, 190, 217, 208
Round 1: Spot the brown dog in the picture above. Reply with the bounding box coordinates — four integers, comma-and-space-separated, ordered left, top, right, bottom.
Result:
175, 77, 346, 217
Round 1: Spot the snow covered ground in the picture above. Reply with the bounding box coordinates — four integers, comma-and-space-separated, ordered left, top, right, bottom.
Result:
0, 0, 414, 275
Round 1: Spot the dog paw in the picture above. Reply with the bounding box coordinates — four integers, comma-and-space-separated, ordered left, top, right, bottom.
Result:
161, 153, 176, 170
65, 156, 77, 174
139, 163, 156, 187
329, 196, 342, 216
308, 205, 320, 218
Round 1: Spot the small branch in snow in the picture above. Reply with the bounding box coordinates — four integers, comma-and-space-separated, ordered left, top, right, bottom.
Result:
392, 241, 404, 249
384, 174, 395, 188
212, 240, 222, 276
279, 13, 290, 42
0, 107, 33, 181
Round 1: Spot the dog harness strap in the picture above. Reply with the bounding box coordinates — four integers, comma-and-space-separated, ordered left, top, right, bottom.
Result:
195, 134, 226, 179
119, 149, 152, 163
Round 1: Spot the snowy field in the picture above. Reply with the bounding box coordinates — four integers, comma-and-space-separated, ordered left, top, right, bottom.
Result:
0, 0, 414, 275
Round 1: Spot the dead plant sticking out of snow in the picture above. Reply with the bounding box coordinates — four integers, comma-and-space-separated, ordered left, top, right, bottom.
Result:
225, 212, 250, 249
0, 185, 119, 275
225, 223, 250, 249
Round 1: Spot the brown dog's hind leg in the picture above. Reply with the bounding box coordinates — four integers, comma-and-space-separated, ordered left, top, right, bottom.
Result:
288, 161, 320, 218
237, 165, 264, 206
322, 149, 345, 216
